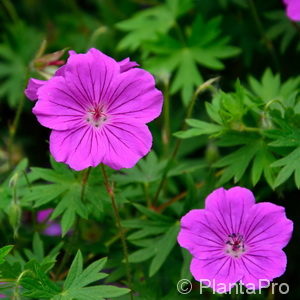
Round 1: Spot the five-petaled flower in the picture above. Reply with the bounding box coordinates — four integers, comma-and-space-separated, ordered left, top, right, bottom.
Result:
283, 0, 300, 22
25, 48, 163, 171
177, 187, 293, 292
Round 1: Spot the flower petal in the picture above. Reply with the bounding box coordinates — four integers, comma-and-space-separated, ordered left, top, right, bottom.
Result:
106, 68, 163, 123
63, 48, 120, 108
240, 249, 287, 289
118, 57, 139, 73
49, 127, 107, 171
205, 187, 255, 235
243, 202, 293, 249
190, 257, 243, 293
24, 78, 47, 101
43, 222, 62, 236
284, 0, 300, 21
37, 209, 53, 223
101, 121, 152, 169
33, 76, 86, 130
178, 209, 226, 259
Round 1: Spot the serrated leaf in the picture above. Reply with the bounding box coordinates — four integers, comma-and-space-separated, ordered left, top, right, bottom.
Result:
271, 147, 300, 188
174, 120, 223, 138
214, 142, 260, 184
61, 251, 129, 299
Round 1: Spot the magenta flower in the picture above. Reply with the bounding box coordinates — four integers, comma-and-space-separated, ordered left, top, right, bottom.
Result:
25, 49, 163, 171
283, 0, 300, 21
37, 209, 62, 236
178, 187, 293, 292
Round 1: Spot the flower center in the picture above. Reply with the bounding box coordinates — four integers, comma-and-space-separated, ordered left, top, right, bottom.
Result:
85, 106, 107, 128
225, 233, 246, 258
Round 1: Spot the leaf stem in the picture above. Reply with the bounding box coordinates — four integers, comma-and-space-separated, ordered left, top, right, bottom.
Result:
247, 0, 279, 70
156, 182, 203, 212
153, 77, 220, 206
100, 164, 133, 300
153, 91, 198, 205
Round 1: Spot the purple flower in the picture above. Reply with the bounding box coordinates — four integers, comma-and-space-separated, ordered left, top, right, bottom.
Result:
25, 48, 163, 171
37, 209, 62, 236
283, 0, 300, 21
178, 187, 293, 293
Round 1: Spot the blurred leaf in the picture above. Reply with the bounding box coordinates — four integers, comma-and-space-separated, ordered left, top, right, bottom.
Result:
149, 223, 179, 277
272, 147, 300, 188
0, 245, 14, 264
174, 119, 223, 138
0, 22, 42, 107
266, 10, 299, 53
116, 5, 175, 51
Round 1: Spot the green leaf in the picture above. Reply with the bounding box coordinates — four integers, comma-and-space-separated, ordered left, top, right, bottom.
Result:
214, 142, 260, 184
170, 48, 203, 105
0, 22, 42, 107
112, 152, 166, 184
266, 10, 299, 53
166, 0, 194, 17
21, 260, 60, 298
272, 147, 300, 188
60, 251, 129, 299
146, 15, 239, 105
64, 251, 83, 289
251, 145, 276, 187
174, 119, 223, 138
32, 233, 44, 262
248, 68, 300, 106
149, 223, 179, 277
116, 5, 174, 51
0, 245, 14, 264
128, 246, 156, 263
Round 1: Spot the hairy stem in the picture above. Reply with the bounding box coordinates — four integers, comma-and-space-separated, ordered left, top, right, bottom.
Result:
100, 164, 133, 299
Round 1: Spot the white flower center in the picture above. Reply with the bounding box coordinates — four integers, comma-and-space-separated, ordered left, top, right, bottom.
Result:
225, 233, 246, 258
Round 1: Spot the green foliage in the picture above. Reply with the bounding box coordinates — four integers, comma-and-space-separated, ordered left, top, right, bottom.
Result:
122, 204, 179, 277
117, 1, 239, 105
0, 22, 42, 107
145, 15, 240, 105
176, 72, 300, 188
1, 0, 300, 298
22, 157, 108, 236
266, 11, 300, 53
0, 245, 13, 264
53, 251, 129, 300
0, 239, 129, 299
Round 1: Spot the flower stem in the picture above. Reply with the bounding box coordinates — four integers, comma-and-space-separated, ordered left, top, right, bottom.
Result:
56, 168, 91, 280
162, 81, 170, 157
153, 77, 219, 206
100, 164, 133, 299
153, 91, 198, 205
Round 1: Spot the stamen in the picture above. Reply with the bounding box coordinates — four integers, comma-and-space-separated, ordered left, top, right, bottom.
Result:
85, 105, 108, 128
225, 233, 246, 258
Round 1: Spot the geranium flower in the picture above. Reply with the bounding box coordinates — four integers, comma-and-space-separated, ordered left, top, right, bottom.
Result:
177, 187, 293, 292
37, 209, 61, 236
25, 49, 163, 170
283, 0, 300, 21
